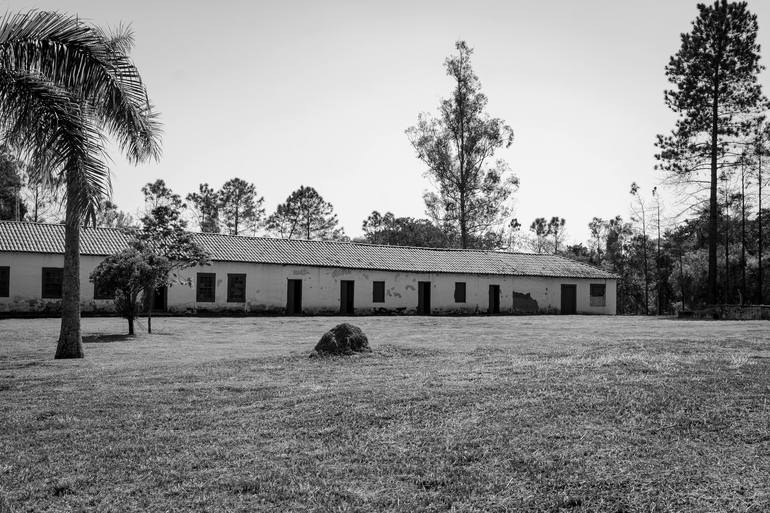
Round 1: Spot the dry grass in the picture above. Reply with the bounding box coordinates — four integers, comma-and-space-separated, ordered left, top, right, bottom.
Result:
0, 315, 768, 512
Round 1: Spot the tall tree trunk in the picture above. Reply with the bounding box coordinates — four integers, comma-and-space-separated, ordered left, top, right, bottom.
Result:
741, 163, 746, 304
641, 216, 649, 316
457, 57, 467, 250
656, 201, 661, 314
679, 249, 685, 311
145, 286, 153, 334
759, 152, 764, 304
708, 69, 720, 305
643, 238, 649, 315
55, 170, 84, 359
128, 311, 134, 336
724, 184, 729, 303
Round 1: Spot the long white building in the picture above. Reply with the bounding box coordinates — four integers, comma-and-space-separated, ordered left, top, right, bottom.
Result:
0, 221, 617, 316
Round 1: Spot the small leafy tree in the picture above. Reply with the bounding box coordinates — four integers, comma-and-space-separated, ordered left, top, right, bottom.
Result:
128, 185, 211, 332
218, 178, 264, 235
93, 200, 135, 228
588, 217, 606, 264
0, 144, 26, 220
142, 179, 183, 211
529, 218, 551, 254
362, 210, 447, 247
547, 217, 566, 254
186, 183, 220, 233
90, 248, 171, 335
505, 218, 522, 250
266, 186, 345, 240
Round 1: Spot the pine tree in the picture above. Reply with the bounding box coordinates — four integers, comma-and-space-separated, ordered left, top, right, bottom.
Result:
218, 178, 264, 235
655, 0, 767, 304
266, 186, 344, 240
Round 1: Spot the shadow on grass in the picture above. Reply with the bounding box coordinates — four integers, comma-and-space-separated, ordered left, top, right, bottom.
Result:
83, 334, 135, 344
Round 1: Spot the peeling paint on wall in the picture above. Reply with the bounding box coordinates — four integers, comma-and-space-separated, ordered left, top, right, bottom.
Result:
512, 291, 539, 314
292, 269, 311, 276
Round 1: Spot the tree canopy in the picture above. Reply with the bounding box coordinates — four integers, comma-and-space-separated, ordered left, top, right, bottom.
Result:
407, 40, 518, 249
218, 178, 264, 236
90, 247, 171, 336
362, 211, 448, 247
186, 183, 220, 233
266, 186, 345, 240
655, 0, 767, 303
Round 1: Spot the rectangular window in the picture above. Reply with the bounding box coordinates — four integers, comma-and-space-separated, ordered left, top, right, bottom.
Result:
590, 284, 606, 307
93, 279, 113, 300
42, 267, 63, 299
196, 272, 216, 302
0, 266, 8, 297
227, 274, 246, 303
372, 281, 385, 303
454, 282, 466, 303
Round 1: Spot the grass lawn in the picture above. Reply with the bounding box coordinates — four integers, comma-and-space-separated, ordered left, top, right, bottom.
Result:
0, 315, 768, 512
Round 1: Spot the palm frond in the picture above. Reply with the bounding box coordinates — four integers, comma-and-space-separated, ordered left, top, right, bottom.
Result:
0, 10, 162, 164
0, 68, 110, 216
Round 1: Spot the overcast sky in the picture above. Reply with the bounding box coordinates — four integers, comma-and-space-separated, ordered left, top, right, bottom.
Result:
3, 0, 770, 244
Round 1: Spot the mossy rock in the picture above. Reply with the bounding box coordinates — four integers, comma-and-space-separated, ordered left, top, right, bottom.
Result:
313, 323, 371, 356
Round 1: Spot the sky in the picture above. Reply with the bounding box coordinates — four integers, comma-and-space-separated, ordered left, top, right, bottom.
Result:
3, 0, 770, 244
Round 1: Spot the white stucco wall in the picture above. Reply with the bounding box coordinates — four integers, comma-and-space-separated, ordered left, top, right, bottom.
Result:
0, 253, 617, 315
0, 252, 115, 313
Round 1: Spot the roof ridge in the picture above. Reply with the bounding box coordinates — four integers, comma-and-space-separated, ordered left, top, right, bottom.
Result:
0, 221, 569, 258
193, 229, 544, 255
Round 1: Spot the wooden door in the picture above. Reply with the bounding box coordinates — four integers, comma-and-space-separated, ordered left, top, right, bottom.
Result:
340, 280, 354, 314
560, 284, 577, 314
286, 279, 302, 315
152, 286, 167, 312
418, 281, 431, 315
488, 285, 500, 314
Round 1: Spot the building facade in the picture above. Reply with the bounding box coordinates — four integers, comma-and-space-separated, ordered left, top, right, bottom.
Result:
0, 222, 618, 316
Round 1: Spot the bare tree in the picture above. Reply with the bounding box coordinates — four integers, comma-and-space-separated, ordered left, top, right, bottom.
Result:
630, 182, 650, 314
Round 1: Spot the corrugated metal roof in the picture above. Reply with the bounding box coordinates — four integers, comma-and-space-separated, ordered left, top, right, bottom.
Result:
0, 221, 617, 279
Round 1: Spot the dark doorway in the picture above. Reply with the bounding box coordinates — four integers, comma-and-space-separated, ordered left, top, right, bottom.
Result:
417, 281, 431, 315
560, 284, 577, 314
488, 285, 500, 314
340, 280, 354, 314
286, 279, 302, 315
152, 286, 167, 312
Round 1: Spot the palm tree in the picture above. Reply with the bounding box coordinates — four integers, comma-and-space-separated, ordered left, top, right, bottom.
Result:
0, 11, 161, 358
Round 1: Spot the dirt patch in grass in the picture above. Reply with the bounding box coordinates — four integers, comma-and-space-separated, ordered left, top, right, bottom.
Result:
0, 316, 768, 511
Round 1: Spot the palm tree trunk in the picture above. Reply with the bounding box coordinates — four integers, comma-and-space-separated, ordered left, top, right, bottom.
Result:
55, 170, 84, 359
